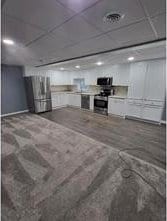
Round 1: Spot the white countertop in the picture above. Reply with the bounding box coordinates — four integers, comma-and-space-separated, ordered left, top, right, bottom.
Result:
51, 91, 128, 98
108, 95, 127, 99
51, 91, 96, 96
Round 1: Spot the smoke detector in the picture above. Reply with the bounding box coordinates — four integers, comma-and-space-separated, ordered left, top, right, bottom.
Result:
103, 12, 123, 23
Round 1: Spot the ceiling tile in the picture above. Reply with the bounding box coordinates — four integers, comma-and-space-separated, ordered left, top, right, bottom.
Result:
57, 0, 101, 13
140, 0, 166, 17
28, 30, 75, 57
2, 15, 45, 45
1, 45, 40, 66
81, 0, 146, 32
37, 34, 118, 64
3, 0, 75, 30
107, 20, 155, 46
53, 16, 102, 44
150, 14, 166, 39
63, 34, 119, 57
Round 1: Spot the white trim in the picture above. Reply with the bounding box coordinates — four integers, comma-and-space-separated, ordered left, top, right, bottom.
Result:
125, 115, 160, 125
108, 113, 125, 119
52, 105, 67, 110
160, 120, 166, 124
1, 110, 29, 117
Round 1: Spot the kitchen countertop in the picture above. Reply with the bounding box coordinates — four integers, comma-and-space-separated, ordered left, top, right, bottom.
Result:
108, 95, 127, 99
51, 91, 127, 98
51, 91, 96, 95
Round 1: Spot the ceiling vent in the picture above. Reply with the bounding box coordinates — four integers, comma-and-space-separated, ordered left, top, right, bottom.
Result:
103, 12, 122, 23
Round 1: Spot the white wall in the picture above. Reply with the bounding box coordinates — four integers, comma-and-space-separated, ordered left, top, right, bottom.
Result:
58, 63, 130, 85
24, 58, 165, 87
24, 63, 131, 86
24, 66, 71, 85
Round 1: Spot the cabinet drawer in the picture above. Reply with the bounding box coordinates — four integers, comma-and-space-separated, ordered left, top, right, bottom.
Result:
127, 99, 143, 105
110, 98, 125, 104
142, 106, 163, 122
108, 99, 126, 116
143, 100, 164, 107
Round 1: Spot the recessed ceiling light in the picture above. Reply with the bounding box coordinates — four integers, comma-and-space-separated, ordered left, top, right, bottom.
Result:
128, 57, 134, 61
96, 61, 103, 66
60, 67, 65, 70
3, 39, 14, 45
75, 65, 80, 69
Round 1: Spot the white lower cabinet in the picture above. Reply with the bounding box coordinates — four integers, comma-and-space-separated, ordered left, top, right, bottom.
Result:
126, 99, 143, 119
108, 98, 126, 117
142, 105, 163, 122
67, 94, 81, 108
126, 99, 164, 122
90, 95, 94, 111
51, 93, 67, 108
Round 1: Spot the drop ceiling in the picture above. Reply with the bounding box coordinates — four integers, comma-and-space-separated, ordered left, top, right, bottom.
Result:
2, 0, 166, 67
41, 40, 166, 71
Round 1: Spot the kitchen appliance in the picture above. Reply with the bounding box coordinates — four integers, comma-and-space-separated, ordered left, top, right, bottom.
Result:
94, 88, 111, 115
81, 94, 90, 110
97, 77, 113, 86
24, 76, 52, 113
94, 95, 108, 115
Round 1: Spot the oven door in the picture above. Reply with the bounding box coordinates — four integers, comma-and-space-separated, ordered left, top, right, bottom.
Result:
94, 97, 108, 115
94, 98, 107, 108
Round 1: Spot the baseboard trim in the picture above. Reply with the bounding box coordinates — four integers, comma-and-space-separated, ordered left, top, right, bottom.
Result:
160, 120, 166, 125
125, 115, 160, 125
108, 113, 125, 119
1, 110, 29, 117
52, 105, 67, 110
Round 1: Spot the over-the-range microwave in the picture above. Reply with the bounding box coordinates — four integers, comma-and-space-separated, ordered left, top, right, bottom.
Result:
97, 77, 113, 86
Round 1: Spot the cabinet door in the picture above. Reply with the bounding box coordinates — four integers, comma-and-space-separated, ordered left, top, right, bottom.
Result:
142, 105, 163, 122
90, 95, 94, 110
126, 99, 143, 118
108, 98, 126, 116
51, 94, 59, 108
128, 62, 147, 99
60, 94, 67, 106
144, 60, 165, 101
68, 94, 81, 107
75, 94, 81, 107
113, 64, 130, 86
68, 94, 72, 106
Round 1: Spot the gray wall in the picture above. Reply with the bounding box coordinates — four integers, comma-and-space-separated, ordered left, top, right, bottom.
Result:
1, 64, 28, 115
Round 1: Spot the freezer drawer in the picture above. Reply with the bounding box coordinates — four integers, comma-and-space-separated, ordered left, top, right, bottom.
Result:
34, 99, 52, 113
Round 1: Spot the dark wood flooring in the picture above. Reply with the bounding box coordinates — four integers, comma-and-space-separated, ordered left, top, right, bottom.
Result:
40, 107, 166, 169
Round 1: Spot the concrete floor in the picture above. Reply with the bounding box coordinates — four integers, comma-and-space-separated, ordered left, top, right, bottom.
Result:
1, 111, 166, 221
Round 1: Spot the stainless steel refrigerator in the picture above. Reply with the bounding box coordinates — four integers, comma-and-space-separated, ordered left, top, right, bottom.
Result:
24, 76, 52, 113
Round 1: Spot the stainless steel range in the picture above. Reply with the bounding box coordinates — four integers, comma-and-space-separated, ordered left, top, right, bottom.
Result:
94, 95, 108, 115
94, 77, 113, 115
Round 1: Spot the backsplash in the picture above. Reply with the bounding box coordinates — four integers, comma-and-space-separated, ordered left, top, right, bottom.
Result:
50, 84, 101, 93
113, 86, 128, 97
51, 85, 77, 92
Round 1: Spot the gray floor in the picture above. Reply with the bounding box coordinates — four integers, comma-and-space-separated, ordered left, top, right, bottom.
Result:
1, 111, 166, 221
41, 107, 166, 169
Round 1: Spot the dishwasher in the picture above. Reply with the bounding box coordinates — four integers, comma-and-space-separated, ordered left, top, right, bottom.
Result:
81, 94, 90, 109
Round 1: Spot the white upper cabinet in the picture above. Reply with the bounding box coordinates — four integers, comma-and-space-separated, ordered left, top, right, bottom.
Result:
113, 64, 130, 86
144, 59, 165, 101
128, 62, 147, 99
